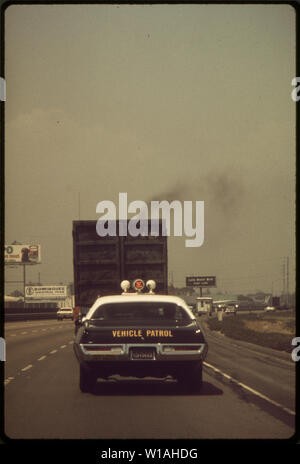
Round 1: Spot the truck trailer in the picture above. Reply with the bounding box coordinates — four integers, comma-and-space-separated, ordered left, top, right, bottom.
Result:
73, 220, 168, 309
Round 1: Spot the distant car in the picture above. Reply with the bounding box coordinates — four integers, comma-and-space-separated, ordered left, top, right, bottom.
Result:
264, 306, 275, 312
73, 279, 208, 393
224, 304, 238, 314
57, 307, 73, 320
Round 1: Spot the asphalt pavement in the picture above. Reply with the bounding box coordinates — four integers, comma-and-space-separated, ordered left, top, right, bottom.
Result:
3, 319, 296, 440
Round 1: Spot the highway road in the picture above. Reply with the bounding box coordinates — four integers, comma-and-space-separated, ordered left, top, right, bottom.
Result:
3, 318, 296, 440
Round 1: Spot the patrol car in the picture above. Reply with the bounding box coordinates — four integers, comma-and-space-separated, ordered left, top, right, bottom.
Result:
73, 279, 208, 393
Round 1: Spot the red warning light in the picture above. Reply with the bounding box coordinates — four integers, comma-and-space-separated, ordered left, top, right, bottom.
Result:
133, 279, 145, 291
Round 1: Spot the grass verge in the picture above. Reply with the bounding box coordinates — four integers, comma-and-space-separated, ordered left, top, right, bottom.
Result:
205, 313, 295, 353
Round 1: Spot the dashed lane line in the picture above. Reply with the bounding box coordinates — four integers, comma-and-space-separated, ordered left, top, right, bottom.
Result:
4, 377, 15, 386
21, 364, 33, 372
203, 361, 295, 416
7, 325, 72, 338
4, 342, 73, 386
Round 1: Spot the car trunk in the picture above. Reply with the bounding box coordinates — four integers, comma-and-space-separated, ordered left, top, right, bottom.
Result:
80, 320, 204, 344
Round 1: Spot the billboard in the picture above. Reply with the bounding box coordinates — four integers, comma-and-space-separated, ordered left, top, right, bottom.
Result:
186, 276, 216, 287
5, 244, 41, 264
25, 286, 67, 300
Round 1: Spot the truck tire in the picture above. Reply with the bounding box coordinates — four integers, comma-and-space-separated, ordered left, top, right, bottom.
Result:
177, 362, 203, 393
79, 365, 96, 393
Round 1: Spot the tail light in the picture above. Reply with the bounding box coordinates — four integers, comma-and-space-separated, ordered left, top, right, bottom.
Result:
82, 345, 123, 354
163, 345, 202, 352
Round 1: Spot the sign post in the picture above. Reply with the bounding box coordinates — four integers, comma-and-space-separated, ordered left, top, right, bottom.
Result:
23, 264, 26, 309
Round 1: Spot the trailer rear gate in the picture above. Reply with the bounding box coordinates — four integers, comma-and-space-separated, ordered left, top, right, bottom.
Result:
73, 220, 168, 307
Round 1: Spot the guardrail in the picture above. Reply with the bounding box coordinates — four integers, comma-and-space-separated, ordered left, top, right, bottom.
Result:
4, 306, 58, 322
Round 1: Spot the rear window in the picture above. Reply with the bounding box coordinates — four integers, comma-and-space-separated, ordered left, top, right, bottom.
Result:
90, 302, 192, 325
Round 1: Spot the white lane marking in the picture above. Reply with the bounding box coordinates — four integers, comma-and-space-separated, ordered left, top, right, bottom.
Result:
5, 376, 15, 385
10, 334, 16, 337
5, 341, 70, 384
203, 361, 295, 416
21, 364, 33, 372
21, 332, 28, 334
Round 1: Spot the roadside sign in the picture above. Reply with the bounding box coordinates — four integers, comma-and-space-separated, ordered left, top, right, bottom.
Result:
25, 285, 67, 300
5, 244, 41, 264
186, 276, 216, 287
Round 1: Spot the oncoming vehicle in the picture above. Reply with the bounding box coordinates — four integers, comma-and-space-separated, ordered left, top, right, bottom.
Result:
264, 306, 276, 312
57, 307, 73, 320
73, 279, 208, 393
224, 304, 238, 314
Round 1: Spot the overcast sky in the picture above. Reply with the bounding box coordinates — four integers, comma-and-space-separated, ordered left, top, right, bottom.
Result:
4, 4, 296, 295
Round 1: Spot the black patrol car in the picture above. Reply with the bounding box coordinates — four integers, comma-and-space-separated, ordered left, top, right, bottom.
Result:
73, 279, 208, 392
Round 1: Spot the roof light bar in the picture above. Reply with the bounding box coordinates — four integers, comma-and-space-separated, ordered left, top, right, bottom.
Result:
146, 280, 156, 294
121, 280, 131, 293
132, 279, 145, 292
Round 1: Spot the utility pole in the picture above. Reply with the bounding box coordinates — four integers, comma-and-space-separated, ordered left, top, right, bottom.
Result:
282, 259, 286, 306
23, 264, 26, 309
286, 256, 289, 308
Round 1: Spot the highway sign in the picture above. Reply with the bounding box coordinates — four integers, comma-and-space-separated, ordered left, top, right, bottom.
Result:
186, 276, 216, 287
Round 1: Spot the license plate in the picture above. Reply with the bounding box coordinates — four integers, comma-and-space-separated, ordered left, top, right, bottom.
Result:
130, 348, 155, 360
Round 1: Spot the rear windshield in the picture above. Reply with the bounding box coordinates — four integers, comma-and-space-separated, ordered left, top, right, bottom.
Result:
90, 302, 192, 326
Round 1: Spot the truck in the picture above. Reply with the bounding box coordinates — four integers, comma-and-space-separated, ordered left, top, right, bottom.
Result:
73, 220, 168, 310
196, 296, 213, 316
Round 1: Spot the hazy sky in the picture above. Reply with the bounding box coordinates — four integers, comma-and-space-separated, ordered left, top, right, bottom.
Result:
4, 4, 296, 295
